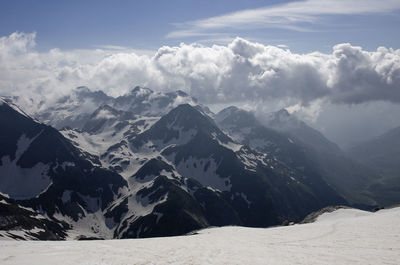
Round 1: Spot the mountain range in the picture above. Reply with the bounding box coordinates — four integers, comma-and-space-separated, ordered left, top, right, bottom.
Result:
0, 86, 398, 240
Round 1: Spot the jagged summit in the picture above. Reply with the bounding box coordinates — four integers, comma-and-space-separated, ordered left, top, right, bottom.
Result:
163, 103, 217, 130
70, 86, 111, 102
215, 106, 259, 128
131, 103, 231, 149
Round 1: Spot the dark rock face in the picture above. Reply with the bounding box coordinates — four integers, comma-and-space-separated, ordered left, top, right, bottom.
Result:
0, 194, 69, 240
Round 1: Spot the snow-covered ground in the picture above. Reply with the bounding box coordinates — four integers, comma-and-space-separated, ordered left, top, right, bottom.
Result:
1, 207, 399, 265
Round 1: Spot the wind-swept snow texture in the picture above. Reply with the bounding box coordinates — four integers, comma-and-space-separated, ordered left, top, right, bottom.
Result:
1, 207, 399, 265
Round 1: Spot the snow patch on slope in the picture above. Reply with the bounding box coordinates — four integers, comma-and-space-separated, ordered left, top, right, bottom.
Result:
173, 156, 231, 192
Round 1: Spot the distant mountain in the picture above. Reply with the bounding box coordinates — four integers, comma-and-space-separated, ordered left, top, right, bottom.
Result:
217, 107, 377, 207
35, 86, 113, 130
113, 86, 201, 116
347, 126, 400, 206
264, 109, 342, 155
35, 86, 201, 130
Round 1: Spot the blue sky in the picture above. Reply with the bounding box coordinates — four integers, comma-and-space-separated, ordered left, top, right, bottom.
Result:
1, 0, 400, 52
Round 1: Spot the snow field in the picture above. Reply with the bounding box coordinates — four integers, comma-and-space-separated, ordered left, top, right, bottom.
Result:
1, 207, 399, 265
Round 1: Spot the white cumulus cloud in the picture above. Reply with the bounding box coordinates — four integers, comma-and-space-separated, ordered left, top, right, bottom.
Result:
1, 32, 400, 115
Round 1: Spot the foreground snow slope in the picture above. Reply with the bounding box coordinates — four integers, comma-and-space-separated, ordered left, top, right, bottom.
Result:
1, 207, 399, 265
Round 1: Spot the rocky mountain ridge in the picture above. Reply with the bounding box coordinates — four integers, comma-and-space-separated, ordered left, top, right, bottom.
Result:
1, 87, 391, 240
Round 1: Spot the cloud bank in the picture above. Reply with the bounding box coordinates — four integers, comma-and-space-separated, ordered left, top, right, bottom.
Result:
1, 32, 400, 111
1, 31, 400, 145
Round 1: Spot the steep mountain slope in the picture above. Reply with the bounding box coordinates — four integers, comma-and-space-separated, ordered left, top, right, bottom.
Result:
0, 97, 130, 239
347, 127, 400, 206
116, 103, 346, 227
216, 107, 376, 207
